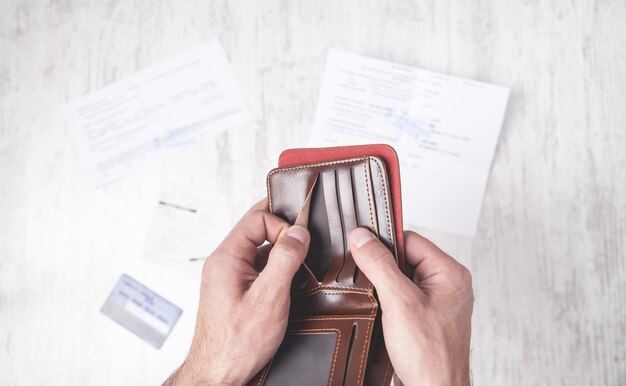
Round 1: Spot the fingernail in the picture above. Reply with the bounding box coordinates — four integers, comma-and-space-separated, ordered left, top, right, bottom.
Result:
287, 226, 309, 244
350, 228, 376, 248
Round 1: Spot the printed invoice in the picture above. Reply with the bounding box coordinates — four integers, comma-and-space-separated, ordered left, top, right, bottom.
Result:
64, 39, 250, 187
311, 50, 510, 237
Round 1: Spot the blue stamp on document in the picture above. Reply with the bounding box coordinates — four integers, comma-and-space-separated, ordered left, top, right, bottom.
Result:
384, 107, 432, 140
101, 274, 182, 349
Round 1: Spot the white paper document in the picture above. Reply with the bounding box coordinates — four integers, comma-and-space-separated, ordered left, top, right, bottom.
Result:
64, 39, 250, 187
143, 184, 202, 265
143, 182, 231, 266
312, 50, 510, 237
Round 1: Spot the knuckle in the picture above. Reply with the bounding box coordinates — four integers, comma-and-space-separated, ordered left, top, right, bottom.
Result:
457, 265, 473, 287
270, 244, 291, 261
446, 264, 473, 295
462, 266, 473, 285
271, 239, 303, 260
243, 209, 264, 221
362, 242, 393, 265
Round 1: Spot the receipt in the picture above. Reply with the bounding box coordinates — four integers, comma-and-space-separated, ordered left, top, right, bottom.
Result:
312, 50, 510, 237
143, 184, 202, 265
143, 154, 233, 266
64, 39, 250, 187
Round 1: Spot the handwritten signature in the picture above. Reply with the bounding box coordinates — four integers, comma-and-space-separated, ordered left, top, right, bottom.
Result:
383, 108, 432, 140
152, 123, 198, 149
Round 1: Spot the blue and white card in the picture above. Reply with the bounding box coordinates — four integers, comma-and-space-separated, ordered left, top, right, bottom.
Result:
101, 274, 182, 348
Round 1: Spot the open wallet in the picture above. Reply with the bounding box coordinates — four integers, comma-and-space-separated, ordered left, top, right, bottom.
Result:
248, 144, 405, 386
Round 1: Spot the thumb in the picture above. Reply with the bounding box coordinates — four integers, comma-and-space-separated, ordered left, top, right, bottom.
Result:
349, 228, 416, 304
258, 225, 310, 291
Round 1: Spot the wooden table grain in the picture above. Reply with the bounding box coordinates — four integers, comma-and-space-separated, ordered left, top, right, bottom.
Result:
1, 1, 624, 385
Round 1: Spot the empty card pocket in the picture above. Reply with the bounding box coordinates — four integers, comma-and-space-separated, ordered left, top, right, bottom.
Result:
305, 165, 371, 284
268, 158, 384, 290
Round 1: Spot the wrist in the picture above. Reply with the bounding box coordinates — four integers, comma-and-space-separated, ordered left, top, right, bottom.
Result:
396, 351, 470, 386
193, 358, 246, 386
164, 357, 247, 386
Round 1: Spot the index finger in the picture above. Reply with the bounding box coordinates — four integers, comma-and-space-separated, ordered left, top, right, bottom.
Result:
215, 207, 290, 265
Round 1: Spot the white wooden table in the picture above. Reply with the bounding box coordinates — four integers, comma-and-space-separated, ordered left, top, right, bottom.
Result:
1, 1, 624, 385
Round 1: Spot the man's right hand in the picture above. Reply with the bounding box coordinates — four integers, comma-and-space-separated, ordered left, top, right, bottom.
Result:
349, 228, 474, 386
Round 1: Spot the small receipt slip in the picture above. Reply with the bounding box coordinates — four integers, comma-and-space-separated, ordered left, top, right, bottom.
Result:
64, 39, 250, 187
101, 274, 182, 348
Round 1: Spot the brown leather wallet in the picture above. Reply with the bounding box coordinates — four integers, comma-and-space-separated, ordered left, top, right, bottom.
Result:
249, 145, 403, 386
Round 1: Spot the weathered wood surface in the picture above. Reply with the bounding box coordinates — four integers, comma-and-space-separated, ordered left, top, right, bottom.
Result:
1, 1, 624, 385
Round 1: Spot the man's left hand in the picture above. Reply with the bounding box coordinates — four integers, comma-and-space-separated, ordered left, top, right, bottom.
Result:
164, 200, 310, 385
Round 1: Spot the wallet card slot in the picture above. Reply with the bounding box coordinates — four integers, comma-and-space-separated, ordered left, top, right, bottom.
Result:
333, 169, 348, 283
350, 166, 361, 226
350, 167, 362, 285
368, 157, 395, 254
351, 161, 378, 234
336, 167, 359, 284
292, 172, 329, 290
351, 161, 380, 287
306, 173, 334, 282
321, 170, 346, 284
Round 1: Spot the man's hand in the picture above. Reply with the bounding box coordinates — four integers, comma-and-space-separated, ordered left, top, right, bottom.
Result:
349, 228, 474, 386
165, 201, 310, 385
